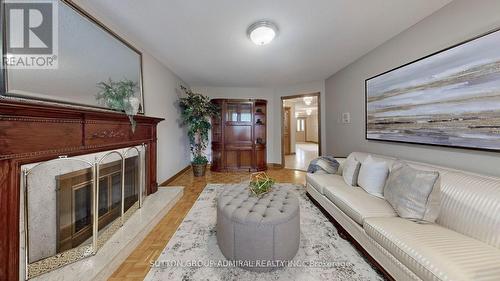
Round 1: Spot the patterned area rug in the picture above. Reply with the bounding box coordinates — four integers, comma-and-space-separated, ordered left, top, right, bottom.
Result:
145, 183, 384, 281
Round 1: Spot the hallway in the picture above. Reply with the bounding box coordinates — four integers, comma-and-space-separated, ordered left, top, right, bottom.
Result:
285, 142, 318, 171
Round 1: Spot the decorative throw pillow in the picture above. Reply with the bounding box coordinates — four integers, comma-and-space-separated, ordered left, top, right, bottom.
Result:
384, 161, 441, 222
357, 155, 389, 198
342, 156, 361, 186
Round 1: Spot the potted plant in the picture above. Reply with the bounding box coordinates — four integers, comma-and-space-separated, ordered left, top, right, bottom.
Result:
96, 78, 141, 132
178, 86, 218, 177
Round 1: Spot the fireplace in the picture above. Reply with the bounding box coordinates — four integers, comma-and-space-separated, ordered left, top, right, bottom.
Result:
21, 146, 145, 279
0, 99, 163, 281
56, 156, 139, 253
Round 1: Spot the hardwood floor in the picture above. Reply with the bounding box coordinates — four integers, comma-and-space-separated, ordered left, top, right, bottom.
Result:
285, 142, 319, 171
109, 167, 306, 281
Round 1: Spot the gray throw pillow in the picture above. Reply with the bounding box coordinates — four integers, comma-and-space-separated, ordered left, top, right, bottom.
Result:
384, 161, 441, 222
342, 156, 361, 186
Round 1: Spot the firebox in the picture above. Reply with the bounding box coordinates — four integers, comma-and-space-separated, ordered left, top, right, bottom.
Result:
56, 156, 139, 252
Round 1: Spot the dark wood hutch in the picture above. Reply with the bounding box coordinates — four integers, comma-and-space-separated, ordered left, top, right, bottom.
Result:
210, 99, 267, 172
0, 99, 163, 281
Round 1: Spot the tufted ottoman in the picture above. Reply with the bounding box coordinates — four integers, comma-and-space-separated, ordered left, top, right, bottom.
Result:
216, 183, 300, 272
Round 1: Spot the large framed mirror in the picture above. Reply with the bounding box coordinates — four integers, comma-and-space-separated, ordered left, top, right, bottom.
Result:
1, 0, 144, 113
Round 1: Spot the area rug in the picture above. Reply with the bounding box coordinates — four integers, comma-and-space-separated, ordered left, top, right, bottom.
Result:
145, 183, 385, 281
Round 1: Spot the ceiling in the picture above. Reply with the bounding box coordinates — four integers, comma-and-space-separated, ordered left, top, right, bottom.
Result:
284, 96, 318, 115
81, 0, 452, 87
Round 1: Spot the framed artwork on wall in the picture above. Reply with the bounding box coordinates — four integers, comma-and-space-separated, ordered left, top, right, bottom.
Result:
365, 28, 500, 151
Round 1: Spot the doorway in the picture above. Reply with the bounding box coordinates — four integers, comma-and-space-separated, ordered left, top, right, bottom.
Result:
281, 93, 321, 170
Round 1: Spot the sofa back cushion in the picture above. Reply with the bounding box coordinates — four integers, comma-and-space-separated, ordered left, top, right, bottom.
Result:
342, 155, 361, 186
357, 155, 389, 198
348, 152, 500, 249
384, 161, 441, 222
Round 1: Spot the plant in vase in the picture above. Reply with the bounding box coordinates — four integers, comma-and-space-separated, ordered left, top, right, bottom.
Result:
178, 86, 218, 177
96, 78, 140, 131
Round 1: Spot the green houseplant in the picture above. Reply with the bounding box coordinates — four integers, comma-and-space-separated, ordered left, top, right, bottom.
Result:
179, 86, 218, 177
96, 78, 141, 132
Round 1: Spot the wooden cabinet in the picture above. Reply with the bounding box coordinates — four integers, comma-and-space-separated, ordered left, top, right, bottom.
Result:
211, 99, 267, 172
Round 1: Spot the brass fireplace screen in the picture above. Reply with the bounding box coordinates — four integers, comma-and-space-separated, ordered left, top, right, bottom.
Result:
21, 146, 146, 280
56, 156, 139, 252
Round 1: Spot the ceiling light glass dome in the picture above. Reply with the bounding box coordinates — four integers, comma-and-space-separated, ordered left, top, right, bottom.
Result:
247, 21, 279, 46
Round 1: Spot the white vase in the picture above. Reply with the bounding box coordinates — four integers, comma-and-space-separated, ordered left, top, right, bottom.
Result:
125, 96, 140, 115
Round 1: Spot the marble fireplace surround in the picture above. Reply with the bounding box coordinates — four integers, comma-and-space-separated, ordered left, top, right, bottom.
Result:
20, 146, 146, 279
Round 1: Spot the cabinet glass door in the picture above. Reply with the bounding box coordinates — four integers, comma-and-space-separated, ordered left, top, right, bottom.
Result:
226, 103, 238, 122
239, 103, 252, 122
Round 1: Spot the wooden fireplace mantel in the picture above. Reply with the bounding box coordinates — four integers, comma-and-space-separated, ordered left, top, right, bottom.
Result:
0, 99, 164, 281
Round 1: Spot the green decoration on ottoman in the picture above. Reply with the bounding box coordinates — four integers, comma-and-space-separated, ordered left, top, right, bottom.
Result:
249, 172, 275, 196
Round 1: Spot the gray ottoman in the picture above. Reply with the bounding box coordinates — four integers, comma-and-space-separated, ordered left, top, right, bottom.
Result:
216, 184, 300, 272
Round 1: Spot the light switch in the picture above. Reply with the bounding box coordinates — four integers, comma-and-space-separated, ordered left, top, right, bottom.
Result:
342, 112, 351, 124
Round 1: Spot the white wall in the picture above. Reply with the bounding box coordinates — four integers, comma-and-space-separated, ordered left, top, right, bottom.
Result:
193, 80, 325, 164
306, 113, 319, 143
142, 54, 191, 181
73, 1, 191, 183
325, 0, 500, 176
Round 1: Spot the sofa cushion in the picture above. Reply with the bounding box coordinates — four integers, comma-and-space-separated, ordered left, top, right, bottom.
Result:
342, 155, 361, 186
358, 155, 389, 198
384, 161, 441, 222
306, 173, 348, 195
364, 217, 500, 281
323, 185, 396, 225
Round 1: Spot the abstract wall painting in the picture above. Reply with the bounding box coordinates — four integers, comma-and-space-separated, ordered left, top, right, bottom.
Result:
366, 29, 500, 151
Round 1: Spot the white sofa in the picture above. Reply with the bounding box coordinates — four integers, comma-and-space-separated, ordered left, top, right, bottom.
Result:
306, 152, 500, 281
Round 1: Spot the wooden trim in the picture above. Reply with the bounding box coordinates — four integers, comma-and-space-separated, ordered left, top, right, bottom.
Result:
280, 93, 318, 100
267, 163, 283, 168
159, 165, 191, 186
283, 106, 291, 156
306, 193, 395, 281
281, 92, 321, 167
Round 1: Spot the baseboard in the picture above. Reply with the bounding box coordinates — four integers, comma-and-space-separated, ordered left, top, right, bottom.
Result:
160, 165, 191, 186
268, 163, 284, 168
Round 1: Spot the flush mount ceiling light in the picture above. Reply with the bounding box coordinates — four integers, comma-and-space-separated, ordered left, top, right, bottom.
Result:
303, 96, 313, 105
247, 20, 279, 46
